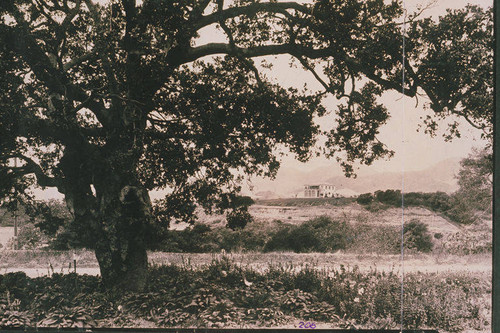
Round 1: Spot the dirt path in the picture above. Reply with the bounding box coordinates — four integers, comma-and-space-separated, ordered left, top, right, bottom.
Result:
2, 252, 491, 278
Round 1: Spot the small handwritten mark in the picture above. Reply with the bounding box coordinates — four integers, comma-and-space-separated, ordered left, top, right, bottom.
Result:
298, 322, 316, 329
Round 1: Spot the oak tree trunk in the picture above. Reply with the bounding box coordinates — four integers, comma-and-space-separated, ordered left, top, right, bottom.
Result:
93, 184, 152, 291
59, 147, 152, 291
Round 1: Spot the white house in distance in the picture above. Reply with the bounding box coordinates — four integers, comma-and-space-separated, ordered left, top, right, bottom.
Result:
302, 184, 337, 198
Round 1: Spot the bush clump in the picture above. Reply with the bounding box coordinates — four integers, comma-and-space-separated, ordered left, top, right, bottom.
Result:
356, 193, 374, 205
402, 219, 433, 253
226, 209, 253, 231
375, 190, 402, 206
264, 216, 353, 253
146, 216, 435, 255
152, 216, 357, 254
356, 190, 480, 225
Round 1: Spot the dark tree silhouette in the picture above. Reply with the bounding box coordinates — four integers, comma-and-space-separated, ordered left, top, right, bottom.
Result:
0, 0, 492, 290
449, 147, 493, 224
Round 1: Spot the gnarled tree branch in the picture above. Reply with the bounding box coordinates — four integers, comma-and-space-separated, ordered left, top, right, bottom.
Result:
6, 155, 60, 188
194, 1, 309, 30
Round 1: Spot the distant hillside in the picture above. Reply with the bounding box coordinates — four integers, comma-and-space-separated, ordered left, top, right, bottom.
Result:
248, 203, 462, 236
255, 197, 356, 207
249, 158, 461, 198
326, 158, 460, 194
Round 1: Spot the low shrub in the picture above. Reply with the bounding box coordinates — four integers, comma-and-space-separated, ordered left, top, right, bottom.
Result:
152, 224, 218, 253
442, 231, 492, 255
364, 201, 390, 212
264, 216, 353, 253
16, 224, 47, 250
402, 219, 433, 253
153, 216, 434, 255
256, 197, 356, 207
356, 190, 478, 226
215, 226, 269, 252
356, 193, 374, 205
152, 220, 275, 253
154, 217, 358, 254
375, 190, 402, 206
23, 200, 92, 250
226, 208, 253, 231
263, 225, 294, 252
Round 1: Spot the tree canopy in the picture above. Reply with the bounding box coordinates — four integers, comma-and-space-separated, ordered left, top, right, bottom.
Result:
0, 0, 493, 290
451, 147, 493, 224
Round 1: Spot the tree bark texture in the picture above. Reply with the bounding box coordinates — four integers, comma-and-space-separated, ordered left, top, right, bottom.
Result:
60, 146, 152, 291
94, 184, 151, 291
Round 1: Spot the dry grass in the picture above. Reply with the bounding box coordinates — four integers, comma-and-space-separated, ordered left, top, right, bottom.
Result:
0, 249, 96, 269
0, 250, 491, 277
151, 251, 492, 275
249, 204, 461, 235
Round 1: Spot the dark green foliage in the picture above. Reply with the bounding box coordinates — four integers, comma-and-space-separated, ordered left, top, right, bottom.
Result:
25, 200, 71, 236
408, 6, 493, 139
359, 190, 454, 212
152, 224, 218, 253
264, 216, 353, 253
375, 190, 402, 206
226, 208, 253, 231
216, 227, 269, 252
446, 148, 493, 225
279, 225, 318, 253
152, 220, 273, 253
356, 190, 479, 225
356, 193, 374, 205
445, 204, 476, 226
421, 192, 453, 212
0, 272, 30, 305
230, 196, 255, 207
262, 225, 294, 253
356, 147, 493, 226
409, 192, 452, 212
403, 219, 433, 253
23, 200, 90, 250
150, 216, 408, 254
455, 148, 492, 209
363, 201, 390, 212
347, 224, 401, 254
16, 223, 46, 250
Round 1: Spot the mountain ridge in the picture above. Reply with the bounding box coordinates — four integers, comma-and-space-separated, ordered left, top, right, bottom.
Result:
249, 157, 461, 198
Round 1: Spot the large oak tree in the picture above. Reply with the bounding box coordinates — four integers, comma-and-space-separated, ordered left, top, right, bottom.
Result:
0, 0, 492, 290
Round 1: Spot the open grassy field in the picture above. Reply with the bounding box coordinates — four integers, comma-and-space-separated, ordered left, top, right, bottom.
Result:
0, 250, 492, 275
250, 204, 461, 234
0, 201, 491, 278
0, 201, 492, 331
197, 199, 463, 233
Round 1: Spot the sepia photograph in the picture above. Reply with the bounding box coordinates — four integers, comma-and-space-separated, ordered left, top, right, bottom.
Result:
0, 0, 493, 331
